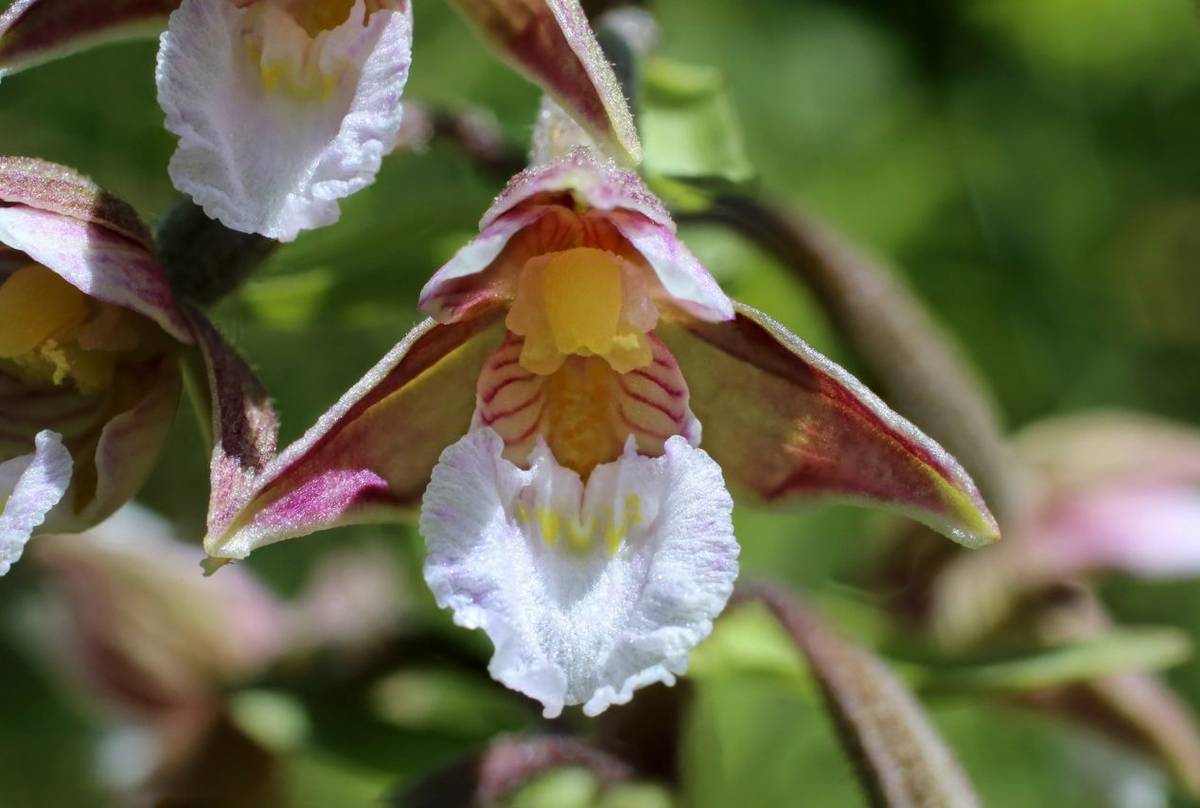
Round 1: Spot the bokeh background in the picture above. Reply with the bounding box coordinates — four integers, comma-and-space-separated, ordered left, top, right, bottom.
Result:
2, 0, 1199, 805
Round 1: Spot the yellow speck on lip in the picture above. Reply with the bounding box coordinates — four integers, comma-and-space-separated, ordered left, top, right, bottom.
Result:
536, 507, 560, 546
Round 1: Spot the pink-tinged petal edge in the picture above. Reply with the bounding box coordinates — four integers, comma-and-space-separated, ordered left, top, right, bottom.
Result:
418, 206, 548, 321
450, 0, 641, 165
0, 156, 191, 342
1038, 484, 1200, 580
0, 430, 72, 575
205, 313, 506, 561
482, 147, 666, 232
661, 304, 1000, 548
0, 0, 178, 79
421, 148, 732, 323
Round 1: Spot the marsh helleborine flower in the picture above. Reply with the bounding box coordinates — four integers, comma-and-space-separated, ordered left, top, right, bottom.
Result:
0, 157, 191, 575
156, 0, 414, 242
204, 148, 998, 716
151, 0, 642, 241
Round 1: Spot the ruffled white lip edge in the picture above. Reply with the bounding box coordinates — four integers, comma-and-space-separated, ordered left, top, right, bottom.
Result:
420, 427, 739, 718
156, 0, 413, 241
0, 430, 72, 575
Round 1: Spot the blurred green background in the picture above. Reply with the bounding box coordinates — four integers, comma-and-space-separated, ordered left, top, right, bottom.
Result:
2, 0, 1199, 805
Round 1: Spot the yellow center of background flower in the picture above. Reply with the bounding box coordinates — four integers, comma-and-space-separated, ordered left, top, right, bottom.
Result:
0, 265, 139, 396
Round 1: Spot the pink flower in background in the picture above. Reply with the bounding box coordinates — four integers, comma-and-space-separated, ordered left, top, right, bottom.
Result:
933, 412, 1200, 645
200, 147, 998, 717
0, 157, 192, 574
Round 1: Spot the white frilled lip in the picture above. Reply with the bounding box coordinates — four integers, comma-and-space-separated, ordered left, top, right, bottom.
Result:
419, 147, 734, 324
420, 428, 739, 718
0, 430, 71, 575
0, 156, 191, 342
156, 0, 413, 242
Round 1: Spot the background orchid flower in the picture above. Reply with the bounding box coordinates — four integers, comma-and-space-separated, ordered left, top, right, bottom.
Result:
201, 146, 998, 717
27, 505, 291, 802
0, 156, 192, 575
930, 411, 1200, 646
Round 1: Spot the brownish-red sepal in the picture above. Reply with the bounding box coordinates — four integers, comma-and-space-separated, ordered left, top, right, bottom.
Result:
659, 304, 1000, 549
0, 0, 179, 79
449, 0, 642, 165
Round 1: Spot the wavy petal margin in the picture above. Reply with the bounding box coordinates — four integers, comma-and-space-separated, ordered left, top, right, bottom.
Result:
659, 304, 999, 548
450, 0, 641, 165
0, 0, 178, 80
156, 0, 413, 241
205, 313, 506, 560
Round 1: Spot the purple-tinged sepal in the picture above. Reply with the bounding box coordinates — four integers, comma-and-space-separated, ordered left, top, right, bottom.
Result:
183, 307, 279, 547
204, 313, 506, 561
0, 156, 188, 571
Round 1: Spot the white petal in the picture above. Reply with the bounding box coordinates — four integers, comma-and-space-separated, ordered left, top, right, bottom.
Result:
0, 430, 72, 575
420, 428, 738, 718
156, 0, 413, 241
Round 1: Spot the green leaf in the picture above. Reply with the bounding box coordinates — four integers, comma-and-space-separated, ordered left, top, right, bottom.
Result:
912, 627, 1192, 694
640, 57, 754, 183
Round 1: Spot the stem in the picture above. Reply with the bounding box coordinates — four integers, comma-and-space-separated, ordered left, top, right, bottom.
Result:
156, 199, 279, 308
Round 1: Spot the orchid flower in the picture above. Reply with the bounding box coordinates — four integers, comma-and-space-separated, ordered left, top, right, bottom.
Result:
202, 147, 998, 717
933, 411, 1200, 646
155, 0, 414, 242
0, 156, 193, 575
148, 0, 644, 241
29, 505, 291, 799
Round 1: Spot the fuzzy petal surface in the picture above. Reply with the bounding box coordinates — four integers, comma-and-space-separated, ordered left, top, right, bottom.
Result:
421, 429, 737, 717
156, 0, 412, 241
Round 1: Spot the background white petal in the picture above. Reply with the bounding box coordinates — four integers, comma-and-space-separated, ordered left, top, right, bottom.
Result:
0, 429, 71, 575
421, 428, 738, 718
156, 0, 413, 241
